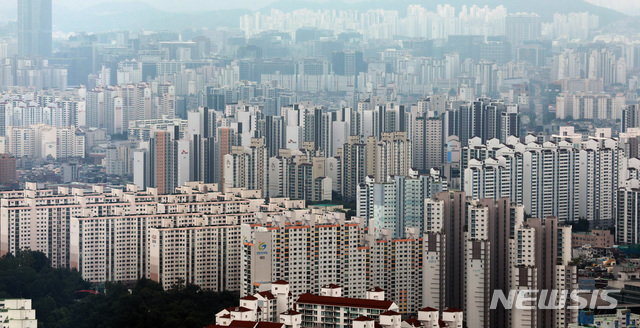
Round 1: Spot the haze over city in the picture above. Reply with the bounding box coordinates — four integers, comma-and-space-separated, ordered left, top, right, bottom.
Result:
2, 0, 640, 327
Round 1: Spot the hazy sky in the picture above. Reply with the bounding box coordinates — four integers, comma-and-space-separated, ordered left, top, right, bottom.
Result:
0, 0, 251, 20
33, 0, 629, 11
0, 0, 630, 14
0, 0, 632, 25
0, 0, 313, 12
0, 0, 290, 22
55, 0, 282, 11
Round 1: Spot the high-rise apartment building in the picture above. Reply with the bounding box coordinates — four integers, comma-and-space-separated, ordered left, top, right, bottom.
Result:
268, 146, 332, 202
1, 182, 265, 271
524, 217, 577, 328
242, 210, 427, 314
412, 114, 443, 172
340, 135, 366, 201
149, 219, 243, 291
366, 132, 412, 183
618, 179, 640, 245
357, 169, 448, 238
72, 212, 200, 283
426, 194, 576, 328
151, 131, 176, 195
17, 0, 52, 57
6, 125, 85, 159
448, 99, 518, 146
622, 104, 640, 133
464, 128, 619, 227
224, 138, 268, 196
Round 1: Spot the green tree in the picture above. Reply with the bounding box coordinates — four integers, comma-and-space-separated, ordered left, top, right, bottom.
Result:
0, 251, 239, 328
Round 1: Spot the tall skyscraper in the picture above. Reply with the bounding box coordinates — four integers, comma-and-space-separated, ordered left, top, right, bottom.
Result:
17, 0, 52, 57
150, 129, 179, 195
412, 115, 443, 172
366, 132, 412, 183
622, 104, 640, 133
341, 135, 367, 201
618, 179, 640, 245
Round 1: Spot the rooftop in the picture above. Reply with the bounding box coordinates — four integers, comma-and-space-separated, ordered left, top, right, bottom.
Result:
296, 293, 395, 310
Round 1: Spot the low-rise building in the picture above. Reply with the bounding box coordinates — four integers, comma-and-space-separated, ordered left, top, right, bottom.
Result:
573, 230, 614, 248
216, 280, 463, 328
0, 299, 37, 328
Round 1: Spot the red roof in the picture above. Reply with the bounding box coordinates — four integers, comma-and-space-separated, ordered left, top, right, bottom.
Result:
420, 307, 438, 312
241, 295, 258, 300
272, 280, 289, 285
296, 293, 394, 310
353, 316, 375, 321
443, 307, 462, 313
227, 306, 252, 313
258, 291, 276, 300
367, 287, 385, 292
381, 310, 400, 316
227, 321, 257, 328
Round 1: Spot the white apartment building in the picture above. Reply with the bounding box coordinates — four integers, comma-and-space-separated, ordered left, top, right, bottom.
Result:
242, 209, 430, 314
464, 128, 621, 226
71, 212, 211, 283
357, 169, 448, 238
224, 138, 268, 196
296, 292, 399, 328
216, 280, 294, 326
465, 201, 491, 328
242, 210, 368, 300
6, 124, 84, 159
0, 299, 37, 328
267, 147, 332, 202
617, 179, 640, 244
149, 221, 243, 291
555, 92, 625, 120
1, 182, 265, 273
86, 83, 175, 134
127, 117, 189, 142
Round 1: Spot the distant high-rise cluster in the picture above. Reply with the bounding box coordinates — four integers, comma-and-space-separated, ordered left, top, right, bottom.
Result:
1, 1, 640, 327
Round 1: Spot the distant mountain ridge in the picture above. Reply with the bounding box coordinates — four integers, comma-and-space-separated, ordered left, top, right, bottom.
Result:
2, 0, 627, 33
52, 2, 250, 33
261, 0, 625, 24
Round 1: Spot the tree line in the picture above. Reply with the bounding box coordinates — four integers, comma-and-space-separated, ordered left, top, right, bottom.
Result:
0, 250, 238, 328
